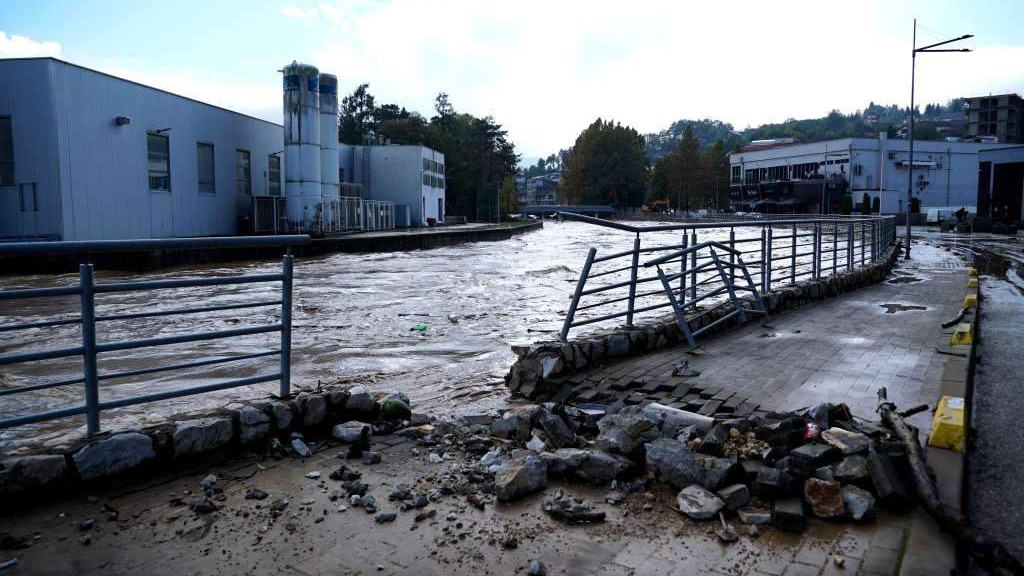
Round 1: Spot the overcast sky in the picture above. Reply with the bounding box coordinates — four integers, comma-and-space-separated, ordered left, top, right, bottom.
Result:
2, 0, 1023, 159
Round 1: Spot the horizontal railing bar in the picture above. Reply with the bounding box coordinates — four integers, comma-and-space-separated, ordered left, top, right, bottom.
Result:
98, 350, 281, 381
691, 309, 742, 337
0, 405, 89, 429
94, 273, 283, 293
0, 375, 85, 397
96, 324, 281, 353
96, 373, 283, 411
0, 346, 84, 366
581, 274, 662, 296
571, 301, 674, 327
96, 300, 282, 322
559, 212, 891, 234
0, 316, 82, 332
0, 235, 311, 256
0, 285, 81, 301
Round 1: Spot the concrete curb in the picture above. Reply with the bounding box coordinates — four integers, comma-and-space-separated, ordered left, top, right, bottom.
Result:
506, 245, 902, 400
0, 385, 393, 503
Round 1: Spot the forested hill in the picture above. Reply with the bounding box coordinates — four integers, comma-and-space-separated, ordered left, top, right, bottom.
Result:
641, 98, 965, 160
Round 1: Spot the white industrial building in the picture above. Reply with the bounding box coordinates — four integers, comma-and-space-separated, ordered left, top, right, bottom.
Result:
729, 134, 1017, 214
340, 144, 446, 227
0, 57, 445, 242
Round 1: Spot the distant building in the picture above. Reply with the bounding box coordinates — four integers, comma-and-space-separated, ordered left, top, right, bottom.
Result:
964, 94, 1023, 144
741, 138, 799, 152
0, 58, 283, 241
729, 133, 1018, 214
339, 144, 445, 227
977, 145, 1024, 221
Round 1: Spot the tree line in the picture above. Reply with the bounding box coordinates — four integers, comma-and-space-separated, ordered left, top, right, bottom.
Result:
338, 84, 518, 221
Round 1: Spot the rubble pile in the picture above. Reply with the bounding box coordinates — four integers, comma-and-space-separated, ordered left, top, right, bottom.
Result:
444, 398, 921, 537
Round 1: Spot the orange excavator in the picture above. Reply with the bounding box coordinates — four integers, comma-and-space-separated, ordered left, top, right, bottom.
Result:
641, 198, 671, 213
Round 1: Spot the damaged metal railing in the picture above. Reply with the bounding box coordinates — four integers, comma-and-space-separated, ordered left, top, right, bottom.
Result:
557, 213, 897, 341
0, 235, 309, 434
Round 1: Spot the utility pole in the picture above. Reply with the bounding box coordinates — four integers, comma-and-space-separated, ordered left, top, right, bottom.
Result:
905, 19, 972, 259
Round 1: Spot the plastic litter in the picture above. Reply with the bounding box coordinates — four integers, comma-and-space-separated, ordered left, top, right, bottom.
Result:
410, 323, 428, 333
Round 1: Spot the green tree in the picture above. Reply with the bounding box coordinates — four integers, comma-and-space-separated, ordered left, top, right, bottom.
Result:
561, 119, 649, 208
499, 176, 519, 217
661, 124, 701, 213
339, 83, 377, 144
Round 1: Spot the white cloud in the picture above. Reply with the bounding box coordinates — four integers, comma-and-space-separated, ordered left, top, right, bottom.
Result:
282, 5, 320, 20
0, 30, 62, 58
299, 0, 1024, 156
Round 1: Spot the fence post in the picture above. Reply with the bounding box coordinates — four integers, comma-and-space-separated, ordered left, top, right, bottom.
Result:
689, 231, 698, 300
766, 226, 774, 292
729, 228, 736, 266
860, 222, 866, 265
626, 234, 640, 328
813, 223, 820, 280
680, 233, 688, 298
790, 223, 797, 284
832, 224, 838, 275
760, 228, 768, 293
560, 247, 596, 341
847, 222, 854, 271
80, 264, 100, 435
280, 252, 293, 398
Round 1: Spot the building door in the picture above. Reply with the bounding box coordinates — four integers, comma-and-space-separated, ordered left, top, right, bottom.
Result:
17, 183, 39, 238
437, 198, 444, 223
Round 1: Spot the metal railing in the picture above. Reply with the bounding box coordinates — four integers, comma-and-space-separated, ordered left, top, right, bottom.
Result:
253, 196, 396, 235
0, 235, 309, 434
558, 213, 897, 340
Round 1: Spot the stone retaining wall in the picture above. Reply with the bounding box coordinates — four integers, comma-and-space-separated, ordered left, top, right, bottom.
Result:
506, 244, 901, 400
0, 385, 393, 502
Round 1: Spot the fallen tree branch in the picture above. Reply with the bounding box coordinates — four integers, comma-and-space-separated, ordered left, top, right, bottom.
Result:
942, 307, 969, 329
876, 387, 1024, 576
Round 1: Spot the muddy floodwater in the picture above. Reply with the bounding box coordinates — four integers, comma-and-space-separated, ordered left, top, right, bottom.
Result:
1, 221, 760, 442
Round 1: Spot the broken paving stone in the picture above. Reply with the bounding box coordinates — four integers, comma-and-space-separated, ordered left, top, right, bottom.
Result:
821, 427, 872, 455
495, 456, 548, 501
842, 485, 876, 521
736, 505, 772, 525
803, 478, 845, 518
676, 485, 725, 520
716, 484, 751, 511
245, 488, 268, 500
776, 455, 813, 478
374, 513, 397, 524
542, 490, 606, 523
362, 452, 382, 465
539, 414, 576, 449
832, 455, 869, 485
595, 406, 660, 456
772, 497, 806, 532
867, 452, 914, 509
813, 466, 835, 482
697, 425, 729, 457
790, 443, 837, 465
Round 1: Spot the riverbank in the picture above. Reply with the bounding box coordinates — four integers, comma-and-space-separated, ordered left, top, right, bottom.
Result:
0, 221, 543, 274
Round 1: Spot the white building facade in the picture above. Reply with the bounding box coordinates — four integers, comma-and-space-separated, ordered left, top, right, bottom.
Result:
340, 144, 445, 227
729, 134, 1017, 214
0, 58, 284, 241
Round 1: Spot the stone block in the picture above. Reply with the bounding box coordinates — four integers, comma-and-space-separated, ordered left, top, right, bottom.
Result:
832, 455, 869, 485
803, 477, 844, 518
716, 484, 751, 511
677, 485, 725, 520
820, 427, 871, 455
301, 394, 327, 427
773, 497, 806, 532
842, 485, 876, 521
755, 467, 797, 498
238, 406, 271, 445
790, 442, 837, 465
173, 417, 233, 456
737, 504, 772, 524
271, 402, 295, 430
73, 433, 155, 482
495, 456, 547, 501
0, 455, 68, 492
607, 334, 631, 358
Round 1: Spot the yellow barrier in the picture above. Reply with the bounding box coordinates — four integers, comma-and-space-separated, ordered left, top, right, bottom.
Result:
967, 268, 978, 276
967, 278, 979, 288
963, 294, 978, 308
928, 396, 965, 452
951, 323, 973, 346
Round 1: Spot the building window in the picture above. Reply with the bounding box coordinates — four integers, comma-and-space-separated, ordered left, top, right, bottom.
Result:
0, 117, 13, 187
268, 154, 281, 196
196, 143, 215, 194
236, 149, 251, 196
422, 158, 430, 171
147, 133, 171, 191
423, 173, 429, 186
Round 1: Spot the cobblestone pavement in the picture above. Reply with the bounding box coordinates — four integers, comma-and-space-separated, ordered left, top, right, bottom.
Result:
0, 241, 970, 576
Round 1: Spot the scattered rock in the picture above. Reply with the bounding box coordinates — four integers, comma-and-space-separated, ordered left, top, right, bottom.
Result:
539, 414, 576, 449
736, 505, 772, 525
842, 485, 876, 521
542, 490, 606, 523
374, 512, 397, 524
332, 422, 369, 444
595, 406, 660, 455
305, 471, 321, 479
291, 438, 312, 458
821, 428, 871, 455
495, 456, 548, 501
345, 385, 377, 414
190, 497, 219, 514
832, 455, 869, 485
716, 484, 751, 512
803, 478, 844, 518
414, 509, 436, 522
790, 442, 837, 465
78, 518, 95, 531
362, 452, 382, 465
245, 488, 268, 500
527, 560, 547, 576
676, 485, 724, 520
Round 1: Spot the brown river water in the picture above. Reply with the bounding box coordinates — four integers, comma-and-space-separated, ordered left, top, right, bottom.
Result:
0, 221, 757, 445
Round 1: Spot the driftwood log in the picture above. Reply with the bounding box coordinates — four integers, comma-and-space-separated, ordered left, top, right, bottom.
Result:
876, 387, 1024, 576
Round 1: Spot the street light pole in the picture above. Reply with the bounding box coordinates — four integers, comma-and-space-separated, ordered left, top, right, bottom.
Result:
904, 19, 972, 259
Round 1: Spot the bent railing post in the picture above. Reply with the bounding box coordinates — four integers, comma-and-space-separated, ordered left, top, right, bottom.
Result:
80, 264, 100, 435
689, 231, 698, 301
790, 223, 797, 285
560, 247, 596, 342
